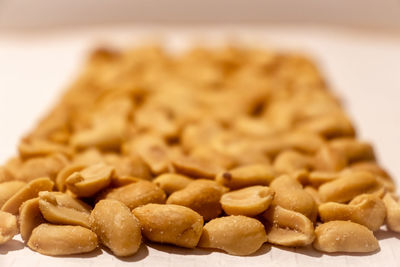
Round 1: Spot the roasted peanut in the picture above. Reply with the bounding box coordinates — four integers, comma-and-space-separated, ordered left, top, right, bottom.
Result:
220, 186, 274, 216
0, 166, 14, 183
273, 150, 313, 175
171, 153, 223, 179
133, 203, 203, 248
19, 198, 45, 242
0, 211, 18, 245
167, 179, 227, 220
153, 173, 193, 195
313, 221, 379, 253
91, 199, 142, 256
18, 139, 73, 160
55, 164, 86, 192
198, 215, 267, 255
28, 224, 98, 256
319, 193, 386, 231
304, 186, 322, 206
104, 154, 152, 180
1, 177, 54, 215
383, 193, 400, 232
101, 180, 166, 210
349, 162, 395, 192
216, 164, 275, 190
270, 175, 317, 221
329, 138, 375, 163
318, 170, 382, 203
262, 205, 315, 247
65, 163, 113, 197
314, 145, 347, 172
0, 181, 26, 208
308, 171, 339, 188
38, 191, 91, 228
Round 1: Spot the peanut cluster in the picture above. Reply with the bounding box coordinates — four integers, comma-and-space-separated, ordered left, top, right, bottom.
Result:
0, 45, 399, 257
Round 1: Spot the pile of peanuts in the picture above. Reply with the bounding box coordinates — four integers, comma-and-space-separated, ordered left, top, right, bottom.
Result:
1, 45, 400, 258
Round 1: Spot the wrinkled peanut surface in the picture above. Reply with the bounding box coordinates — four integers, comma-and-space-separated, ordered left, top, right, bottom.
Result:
313, 221, 379, 253
199, 215, 267, 255
28, 224, 98, 256
90, 199, 142, 256
133, 203, 203, 248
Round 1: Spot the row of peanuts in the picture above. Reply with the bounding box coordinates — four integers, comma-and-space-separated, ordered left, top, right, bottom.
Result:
0, 45, 399, 258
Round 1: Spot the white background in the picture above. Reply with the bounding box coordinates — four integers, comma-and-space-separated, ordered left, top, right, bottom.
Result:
0, 25, 400, 267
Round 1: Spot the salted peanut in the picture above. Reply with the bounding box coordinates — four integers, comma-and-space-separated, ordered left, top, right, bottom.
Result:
216, 164, 275, 190
28, 224, 98, 256
132, 135, 171, 174
297, 112, 355, 138
71, 116, 128, 150
2, 177, 54, 215
104, 154, 152, 180
133, 203, 203, 248
38, 191, 91, 228
110, 175, 143, 187
10, 153, 69, 182
262, 205, 315, 247
101, 180, 166, 210
73, 148, 104, 165
383, 193, 400, 232
283, 131, 325, 155
319, 194, 386, 231
273, 150, 313, 175
198, 215, 267, 255
153, 173, 193, 195
90, 199, 141, 256
304, 186, 322, 206
18, 138, 73, 160
167, 179, 227, 220
329, 138, 375, 164
350, 162, 396, 192
0, 166, 14, 183
0, 211, 18, 245
313, 221, 379, 253
65, 163, 113, 197
19, 198, 45, 242
270, 175, 317, 221
171, 154, 223, 179
314, 145, 347, 172
0, 181, 26, 208
220, 186, 275, 216
308, 171, 339, 188
55, 164, 86, 192
318, 170, 382, 203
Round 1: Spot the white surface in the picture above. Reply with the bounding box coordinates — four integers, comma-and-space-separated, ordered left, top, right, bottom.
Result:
1, 26, 400, 266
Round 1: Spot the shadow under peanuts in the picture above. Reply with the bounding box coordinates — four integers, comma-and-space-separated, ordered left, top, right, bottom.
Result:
101, 243, 149, 262
60, 247, 103, 259
274, 245, 323, 258
375, 229, 400, 241
146, 242, 212, 256
0, 239, 25, 255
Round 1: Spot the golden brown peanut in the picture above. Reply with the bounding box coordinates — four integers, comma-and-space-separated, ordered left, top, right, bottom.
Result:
0, 181, 26, 208
283, 131, 325, 155
304, 186, 322, 206
133, 203, 203, 248
55, 164, 86, 192
216, 164, 275, 190
38, 191, 91, 228
65, 163, 113, 197
262, 205, 315, 247
101, 180, 166, 210
314, 145, 347, 172
90, 199, 142, 256
349, 162, 396, 192
171, 154, 223, 179
273, 150, 313, 174
167, 179, 226, 220
383, 193, 400, 232
319, 194, 386, 231
318, 171, 382, 203
19, 198, 45, 242
313, 221, 379, 253
28, 224, 98, 256
104, 154, 152, 180
153, 173, 193, 195
1, 177, 54, 215
110, 176, 143, 187
329, 138, 375, 164
308, 171, 339, 188
18, 139, 73, 160
270, 175, 317, 221
220, 186, 274, 216
0, 166, 14, 183
198, 215, 267, 255
0, 211, 18, 245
